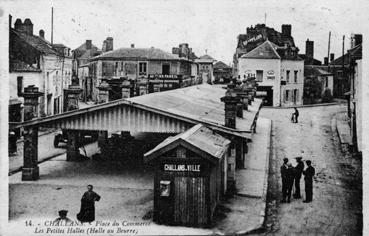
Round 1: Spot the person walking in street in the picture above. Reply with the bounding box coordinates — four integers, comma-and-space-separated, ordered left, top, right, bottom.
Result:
286, 163, 295, 203
280, 158, 289, 203
303, 160, 315, 203
293, 107, 299, 123
77, 185, 101, 223
293, 156, 304, 199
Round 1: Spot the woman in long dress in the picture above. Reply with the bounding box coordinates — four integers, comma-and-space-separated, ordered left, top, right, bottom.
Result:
77, 185, 101, 223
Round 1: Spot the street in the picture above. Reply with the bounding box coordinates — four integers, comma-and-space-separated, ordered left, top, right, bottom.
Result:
260, 104, 362, 235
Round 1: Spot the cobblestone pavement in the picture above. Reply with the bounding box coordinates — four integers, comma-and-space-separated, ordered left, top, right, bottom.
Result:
258, 104, 362, 236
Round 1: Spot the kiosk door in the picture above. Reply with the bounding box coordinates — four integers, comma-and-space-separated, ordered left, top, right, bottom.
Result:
174, 177, 207, 226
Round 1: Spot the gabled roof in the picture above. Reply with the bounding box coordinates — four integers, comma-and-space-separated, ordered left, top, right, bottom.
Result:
240, 40, 281, 59
304, 65, 332, 77
11, 28, 59, 55
214, 61, 231, 70
92, 47, 183, 61
144, 124, 231, 163
195, 54, 216, 63
330, 44, 362, 65
73, 42, 100, 58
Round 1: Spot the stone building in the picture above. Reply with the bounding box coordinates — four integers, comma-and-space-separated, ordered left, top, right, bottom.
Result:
72, 39, 102, 101
303, 66, 333, 104
213, 61, 232, 84
237, 40, 304, 107
9, 16, 73, 121
89, 44, 200, 103
195, 54, 216, 84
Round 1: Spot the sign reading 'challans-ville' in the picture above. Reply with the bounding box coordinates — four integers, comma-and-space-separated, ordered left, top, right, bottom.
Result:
163, 164, 201, 172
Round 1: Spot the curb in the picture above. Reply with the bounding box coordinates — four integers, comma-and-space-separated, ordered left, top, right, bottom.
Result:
235, 118, 272, 235
8, 151, 65, 176
262, 101, 345, 109
16, 129, 57, 144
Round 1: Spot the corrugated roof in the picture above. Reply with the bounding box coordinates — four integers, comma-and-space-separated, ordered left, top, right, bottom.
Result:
144, 124, 230, 160
92, 47, 182, 60
240, 40, 281, 59
304, 65, 332, 77
129, 84, 261, 133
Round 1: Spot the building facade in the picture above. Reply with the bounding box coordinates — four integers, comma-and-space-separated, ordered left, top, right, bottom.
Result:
213, 61, 232, 84
9, 17, 73, 120
195, 54, 215, 84
303, 66, 334, 104
238, 40, 304, 107
89, 45, 200, 102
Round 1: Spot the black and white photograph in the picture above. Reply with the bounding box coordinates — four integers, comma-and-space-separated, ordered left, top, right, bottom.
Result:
0, 0, 368, 235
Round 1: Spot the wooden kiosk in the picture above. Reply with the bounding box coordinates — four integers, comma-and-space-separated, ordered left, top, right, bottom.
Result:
144, 124, 230, 227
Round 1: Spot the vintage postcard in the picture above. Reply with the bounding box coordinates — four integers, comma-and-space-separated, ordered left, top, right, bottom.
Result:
0, 0, 367, 235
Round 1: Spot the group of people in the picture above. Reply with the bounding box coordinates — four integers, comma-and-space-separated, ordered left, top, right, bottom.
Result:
280, 157, 315, 203
54, 185, 101, 225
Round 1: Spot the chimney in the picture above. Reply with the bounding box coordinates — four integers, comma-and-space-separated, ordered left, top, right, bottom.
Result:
324, 57, 328, 65
86, 40, 92, 50
220, 85, 239, 129
14, 18, 23, 31
305, 39, 314, 63
172, 47, 179, 55
106, 37, 113, 51
131, 43, 135, 48
102, 40, 107, 52
351, 34, 363, 48
39, 30, 45, 39
281, 24, 291, 37
23, 18, 33, 35
9, 14, 12, 30
330, 53, 335, 62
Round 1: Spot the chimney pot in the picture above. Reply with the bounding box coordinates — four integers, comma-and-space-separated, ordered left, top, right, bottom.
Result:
86, 40, 92, 50
131, 44, 135, 48
39, 30, 45, 39
330, 53, 335, 62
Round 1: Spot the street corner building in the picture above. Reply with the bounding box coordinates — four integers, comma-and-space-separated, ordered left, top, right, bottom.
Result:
144, 124, 230, 227
234, 24, 304, 107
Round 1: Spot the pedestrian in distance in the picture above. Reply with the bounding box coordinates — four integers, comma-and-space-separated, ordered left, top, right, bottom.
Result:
77, 185, 101, 223
280, 158, 289, 203
303, 160, 315, 203
293, 156, 304, 199
285, 163, 295, 203
293, 107, 299, 123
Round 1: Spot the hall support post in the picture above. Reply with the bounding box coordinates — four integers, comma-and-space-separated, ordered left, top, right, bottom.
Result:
22, 126, 39, 181
66, 130, 80, 161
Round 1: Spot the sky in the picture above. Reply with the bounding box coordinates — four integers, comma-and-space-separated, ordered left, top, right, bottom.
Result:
2, 0, 369, 65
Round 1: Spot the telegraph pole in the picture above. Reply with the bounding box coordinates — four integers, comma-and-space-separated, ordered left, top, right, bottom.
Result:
51, 7, 54, 44
327, 31, 331, 65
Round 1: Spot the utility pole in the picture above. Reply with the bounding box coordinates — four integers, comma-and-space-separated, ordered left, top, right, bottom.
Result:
264, 13, 267, 25
51, 7, 54, 45
327, 31, 331, 66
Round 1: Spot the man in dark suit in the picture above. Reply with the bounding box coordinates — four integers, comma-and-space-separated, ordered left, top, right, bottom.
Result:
293, 156, 304, 199
303, 160, 315, 203
286, 163, 295, 203
280, 158, 289, 203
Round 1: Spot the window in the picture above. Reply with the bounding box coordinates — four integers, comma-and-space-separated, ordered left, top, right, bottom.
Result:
285, 90, 290, 102
256, 70, 263, 82
325, 77, 328, 88
294, 71, 298, 83
162, 64, 170, 75
293, 89, 298, 103
139, 62, 147, 76
17, 76, 23, 96
286, 70, 290, 83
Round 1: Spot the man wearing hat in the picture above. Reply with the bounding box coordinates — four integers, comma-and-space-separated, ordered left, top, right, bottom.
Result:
280, 158, 289, 203
293, 156, 304, 199
303, 160, 315, 203
285, 163, 295, 203
53, 210, 73, 226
